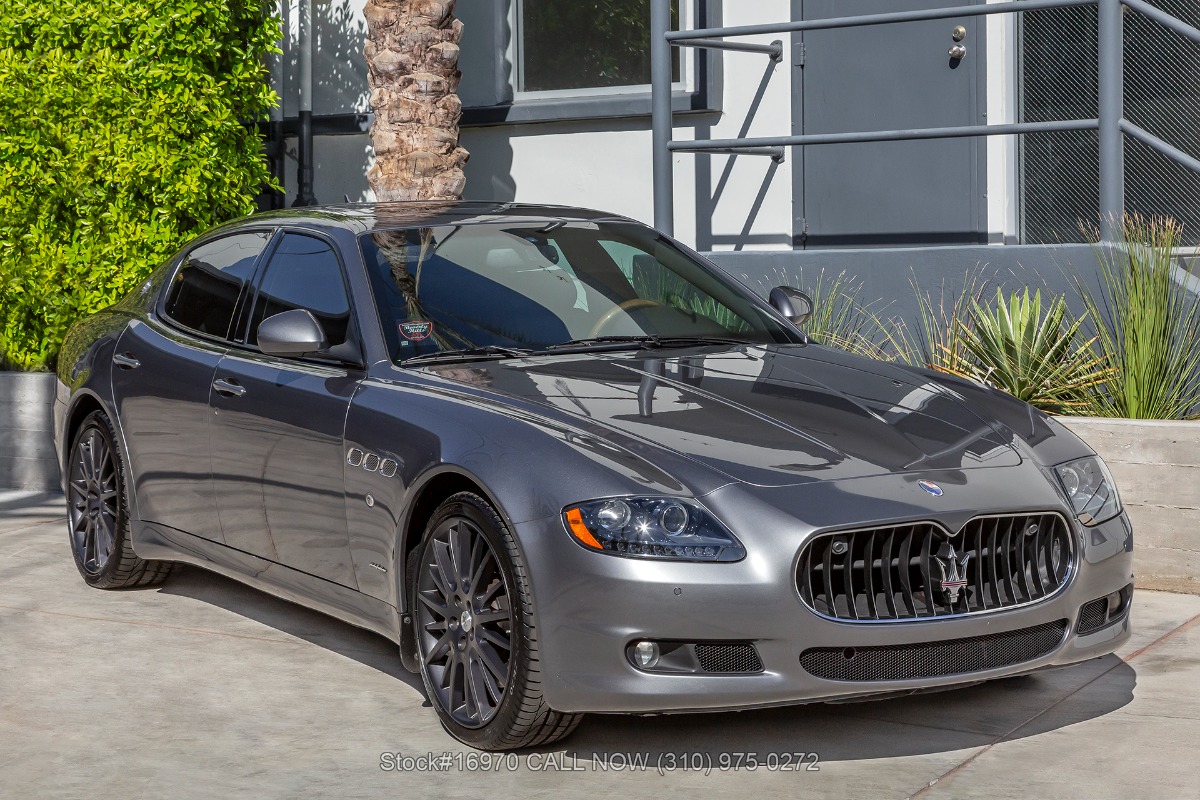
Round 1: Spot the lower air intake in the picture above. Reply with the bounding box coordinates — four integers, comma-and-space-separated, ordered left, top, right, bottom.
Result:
1077, 598, 1109, 635
799, 620, 1068, 682
694, 643, 764, 674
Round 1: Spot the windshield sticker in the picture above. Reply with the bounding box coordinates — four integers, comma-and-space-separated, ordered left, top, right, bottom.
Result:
400, 321, 433, 342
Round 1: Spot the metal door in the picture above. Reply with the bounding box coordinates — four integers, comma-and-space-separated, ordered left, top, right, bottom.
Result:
110, 321, 226, 543
209, 350, 360, 586
795, 0, 987, 247
208, 231, 361, 587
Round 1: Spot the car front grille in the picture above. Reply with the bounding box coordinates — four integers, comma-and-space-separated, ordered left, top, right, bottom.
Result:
797, 513, 1074, 622
799, 619, 1068, 682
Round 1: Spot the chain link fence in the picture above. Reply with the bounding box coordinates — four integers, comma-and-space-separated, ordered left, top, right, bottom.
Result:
1021, 0, 1200, 245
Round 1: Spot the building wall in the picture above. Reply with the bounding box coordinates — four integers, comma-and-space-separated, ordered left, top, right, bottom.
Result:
276, 1, 1018, 252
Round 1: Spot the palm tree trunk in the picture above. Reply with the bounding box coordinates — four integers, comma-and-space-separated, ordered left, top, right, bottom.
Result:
364, 0, 469, 200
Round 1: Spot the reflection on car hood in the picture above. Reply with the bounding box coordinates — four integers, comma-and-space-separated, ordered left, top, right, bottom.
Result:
423, 344, 1022, 487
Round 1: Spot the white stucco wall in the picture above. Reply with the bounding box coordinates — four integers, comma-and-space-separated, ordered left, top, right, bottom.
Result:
985, 0, 1020, 244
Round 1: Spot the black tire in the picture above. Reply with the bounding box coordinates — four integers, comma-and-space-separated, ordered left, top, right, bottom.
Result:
66, 411, 180, 589
410, 492, 582, 750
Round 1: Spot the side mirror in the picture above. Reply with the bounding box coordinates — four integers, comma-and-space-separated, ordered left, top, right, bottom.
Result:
769, 286, 814, 326
257, 309, 330, 358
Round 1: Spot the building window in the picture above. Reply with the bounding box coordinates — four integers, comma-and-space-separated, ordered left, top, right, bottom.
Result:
514, 0, 683, 95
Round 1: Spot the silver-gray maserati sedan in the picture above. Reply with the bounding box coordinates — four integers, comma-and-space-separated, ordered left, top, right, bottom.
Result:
55, 202, 1134, 750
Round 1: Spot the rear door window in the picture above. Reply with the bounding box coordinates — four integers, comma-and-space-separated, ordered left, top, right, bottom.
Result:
163, 232, 272, 340
245, 233, 352, 348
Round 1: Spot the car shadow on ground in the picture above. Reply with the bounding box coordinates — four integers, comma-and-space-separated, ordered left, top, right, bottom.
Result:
560, 658, 1136, 763
157, 565, 1136, 763
158, 566, 428, 698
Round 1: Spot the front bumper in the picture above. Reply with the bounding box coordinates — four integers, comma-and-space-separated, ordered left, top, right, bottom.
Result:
518, 479, 1134, 714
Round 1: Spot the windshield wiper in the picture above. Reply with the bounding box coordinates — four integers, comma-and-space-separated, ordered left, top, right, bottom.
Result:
400, 345, 531, 366
545, 334, 751, 352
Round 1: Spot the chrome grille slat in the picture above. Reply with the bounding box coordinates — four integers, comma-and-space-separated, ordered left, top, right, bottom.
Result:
843, 531, 858, 621
822, 539, 837, 618
969, 522, 985, 612
863, 531, 878, 619
1001, 517, 1019, 605
797, 513, 1074, 623
897, 529, 917, 617
987, 519, 1002, 607
880, 530, 898, 619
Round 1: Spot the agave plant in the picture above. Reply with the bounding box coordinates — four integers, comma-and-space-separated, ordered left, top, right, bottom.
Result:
1080, 215, 1200, 419
954, 288, 1112, 414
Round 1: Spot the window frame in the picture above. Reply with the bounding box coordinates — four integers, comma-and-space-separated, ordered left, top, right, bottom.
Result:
459, 0, 718, 125
157, 228, 278, 346
234, 227, 364, 366
509, 0, 695, 101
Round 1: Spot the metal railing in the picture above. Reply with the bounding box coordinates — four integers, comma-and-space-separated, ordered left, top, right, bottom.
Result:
650, 0, 1200, 242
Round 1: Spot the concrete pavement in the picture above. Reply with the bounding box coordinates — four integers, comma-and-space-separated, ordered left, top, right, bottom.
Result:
1, 491, 1198, 799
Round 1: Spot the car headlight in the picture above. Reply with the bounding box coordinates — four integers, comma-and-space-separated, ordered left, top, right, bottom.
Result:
562, 497, 746, 561
1053, 455, 1122, 526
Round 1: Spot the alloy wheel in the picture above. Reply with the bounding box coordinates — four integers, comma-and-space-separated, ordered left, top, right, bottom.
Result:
68, 428, 119, 573
415, 518, 514, 728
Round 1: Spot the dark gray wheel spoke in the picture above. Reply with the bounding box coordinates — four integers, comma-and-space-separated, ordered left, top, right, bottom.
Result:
415, 512, 515, 729
469, 549, 497, 598
479, 627, 511, 651
431, 539, 458, 595
417, 589, 454, 619
475, 640, 508, 683
426, 629, 455, 663
467, 659, 491, 722
94, 517, 114, 564
474, 578, 503, 607
450, 523, 471, 587
68, 426, 121, 574
82, 517, 96, 565
477, 659, 504, 704
472, 609, 508, 626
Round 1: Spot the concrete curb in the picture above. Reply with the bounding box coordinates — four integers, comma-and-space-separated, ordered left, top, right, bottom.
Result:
0, 372, 59, 491
1057, 416, 1200, 595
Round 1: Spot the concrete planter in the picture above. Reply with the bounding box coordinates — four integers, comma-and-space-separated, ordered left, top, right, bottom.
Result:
0, 372, 59, 491
1058, 417, 1200, 594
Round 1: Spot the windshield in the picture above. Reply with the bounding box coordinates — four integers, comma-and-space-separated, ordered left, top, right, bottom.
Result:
359, 220, 797, 363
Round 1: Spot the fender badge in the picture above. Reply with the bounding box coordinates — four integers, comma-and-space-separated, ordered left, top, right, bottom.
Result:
400, 320, 433, 341
918, 480, 944, 497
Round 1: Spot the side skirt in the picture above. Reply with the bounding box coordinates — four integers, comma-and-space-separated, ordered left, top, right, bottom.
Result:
133, 521, 401, 644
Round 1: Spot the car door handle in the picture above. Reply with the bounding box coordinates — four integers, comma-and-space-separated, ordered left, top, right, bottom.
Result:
212, 377, 246, 398
113, 353, 141, 370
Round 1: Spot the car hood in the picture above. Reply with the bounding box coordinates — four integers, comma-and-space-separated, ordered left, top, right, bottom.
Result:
422, 344, 1022, 488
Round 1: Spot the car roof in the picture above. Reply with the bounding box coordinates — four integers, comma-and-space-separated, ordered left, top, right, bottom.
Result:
218, 201, 636, 236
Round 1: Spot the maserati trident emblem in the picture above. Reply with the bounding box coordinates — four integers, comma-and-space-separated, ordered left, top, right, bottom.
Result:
918, 480, 944, 497
934, 543, 971, 604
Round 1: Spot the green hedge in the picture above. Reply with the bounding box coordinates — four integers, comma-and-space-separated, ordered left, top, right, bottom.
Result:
0, 0, 278, 371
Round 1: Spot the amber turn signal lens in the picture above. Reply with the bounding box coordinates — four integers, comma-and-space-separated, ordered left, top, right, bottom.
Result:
564, 507, 603, 549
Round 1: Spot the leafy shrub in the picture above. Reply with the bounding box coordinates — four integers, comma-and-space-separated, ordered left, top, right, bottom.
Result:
0, 0, 278, 371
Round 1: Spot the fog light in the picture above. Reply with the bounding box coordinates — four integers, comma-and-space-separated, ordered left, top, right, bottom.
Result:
632, 640, 660, 668
1106, 589, 1124, 615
